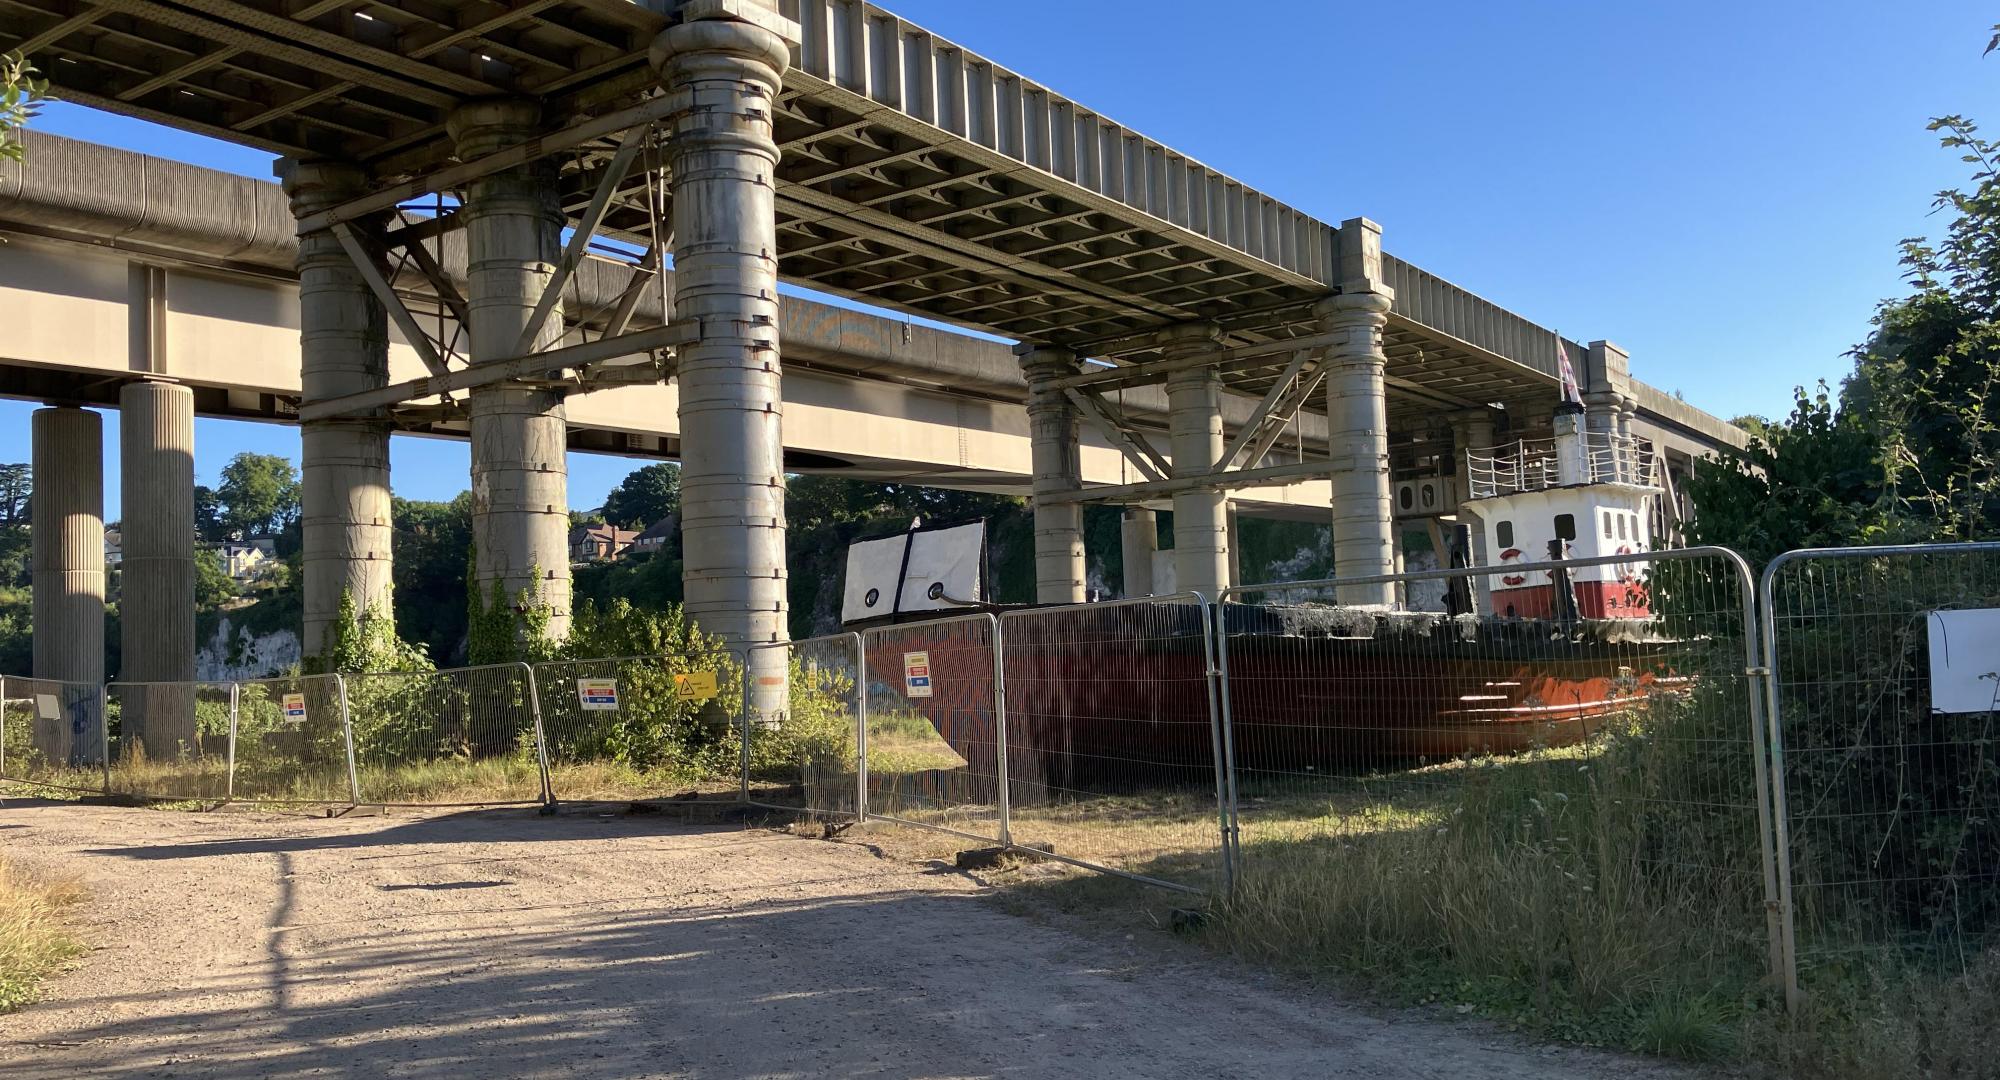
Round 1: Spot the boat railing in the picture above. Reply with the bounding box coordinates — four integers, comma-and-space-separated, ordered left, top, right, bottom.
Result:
1467, 432, 1658, 497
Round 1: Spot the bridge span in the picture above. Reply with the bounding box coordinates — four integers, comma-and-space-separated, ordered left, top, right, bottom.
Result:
0, 0, 1746, 708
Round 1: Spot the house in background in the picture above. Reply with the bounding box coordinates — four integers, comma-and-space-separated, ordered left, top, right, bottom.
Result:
625, 515, 678, 558
569, 522, 637, 564
103, 527, 122, 569
212, 537, 277, 580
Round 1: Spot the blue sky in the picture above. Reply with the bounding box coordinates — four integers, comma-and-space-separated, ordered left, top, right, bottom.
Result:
5, 0, 1996, 509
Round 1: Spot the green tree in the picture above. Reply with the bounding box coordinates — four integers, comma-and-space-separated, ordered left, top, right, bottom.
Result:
193, 547, 237, 609
392, 493, 474, 664
1686, 385, 1900, 568
0, 463, 29, 525
0, 51, 47, 162
601, 463, 681, 529
216, 452, 300, 540
193, 484, 224, 541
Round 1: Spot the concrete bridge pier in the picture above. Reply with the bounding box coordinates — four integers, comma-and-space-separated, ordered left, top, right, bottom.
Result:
1120, 508, 1157, 599
1585, 340, 1633, 482
1319, 218, 1398, 608
1450, 407, 1498, 614
280, 160, 394, 657
1164, 322, 1229, 600
120, 379, 197, 759
449, 100, 572, 641
30, 405, 104, 764
652, 7, 797, 718
1015, 344, 1086, 604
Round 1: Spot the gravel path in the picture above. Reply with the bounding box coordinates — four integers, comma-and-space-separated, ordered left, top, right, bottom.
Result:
0, 798, 1699, 1079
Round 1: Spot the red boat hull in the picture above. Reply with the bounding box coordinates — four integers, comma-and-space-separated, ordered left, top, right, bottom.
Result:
859, 608, 1671, 786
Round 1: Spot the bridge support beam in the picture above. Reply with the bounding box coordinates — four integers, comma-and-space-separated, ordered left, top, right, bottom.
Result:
449, 100, 572, 643
1120, 508, 1157, 599
1164, 322, 1229, 600
1319, 218, 1398, 608
120, 379, 196, 758
31, 405, 104, 764
652, 6, 797, 717
1016, 343, 1086, 604
281, 161, 395, 658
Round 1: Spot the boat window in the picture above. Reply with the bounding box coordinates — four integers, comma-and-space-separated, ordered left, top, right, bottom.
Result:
1554, 513, 1576, 541
1497, 520, 1514, 548
1602, 512, 1613, 539
1631, 513, 1643, 542
1616, 515, 1627, 540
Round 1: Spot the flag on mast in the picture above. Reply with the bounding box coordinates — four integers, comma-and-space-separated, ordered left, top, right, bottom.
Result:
1556, 337, 1582, 404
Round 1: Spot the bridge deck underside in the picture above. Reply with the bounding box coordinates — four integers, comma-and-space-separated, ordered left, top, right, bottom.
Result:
1, 0, 1569, 431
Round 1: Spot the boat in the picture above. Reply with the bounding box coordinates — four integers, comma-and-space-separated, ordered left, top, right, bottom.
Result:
841, 399, 1677, 780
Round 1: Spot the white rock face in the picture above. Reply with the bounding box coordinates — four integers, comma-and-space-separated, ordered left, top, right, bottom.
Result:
195, 616, 302, 681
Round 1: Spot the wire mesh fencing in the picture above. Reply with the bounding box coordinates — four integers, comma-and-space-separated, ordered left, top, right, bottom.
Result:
857, 613, 1006, 844
1760, 543, 2000, 1003
227, 674, 355, 804
1217, 547, 1779, 992
0, 677, 106, 794
997, 594, 1226, 893
342, 663, 547, 806
106, 680, 235, 800
742, 634, 862, 817
534, 652, 740, 802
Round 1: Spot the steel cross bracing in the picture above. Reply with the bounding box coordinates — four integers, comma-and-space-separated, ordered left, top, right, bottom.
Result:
4, 0, 1586, 432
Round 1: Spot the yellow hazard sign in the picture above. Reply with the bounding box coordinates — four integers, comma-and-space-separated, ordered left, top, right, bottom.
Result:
673, 670, 719, 701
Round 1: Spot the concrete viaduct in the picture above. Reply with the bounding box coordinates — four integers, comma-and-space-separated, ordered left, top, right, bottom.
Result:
0, 0, 1744, 713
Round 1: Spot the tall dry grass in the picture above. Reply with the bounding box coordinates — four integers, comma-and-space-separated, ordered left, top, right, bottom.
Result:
0, 857, 82, 1013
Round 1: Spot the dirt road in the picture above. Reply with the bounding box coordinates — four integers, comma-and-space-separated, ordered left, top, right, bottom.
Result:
0, 799, 1694, 1079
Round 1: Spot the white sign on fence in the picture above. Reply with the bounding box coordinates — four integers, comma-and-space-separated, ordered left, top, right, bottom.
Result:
577, 679, 620, 711
282, 693, 308, 724
1927, 609, 2000, 714
903, 651, 933, 698
33, 693, 57, 721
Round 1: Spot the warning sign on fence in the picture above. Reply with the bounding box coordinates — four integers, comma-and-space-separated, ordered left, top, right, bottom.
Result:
673, 671, 718, 701
577, 679, 619, 711
281, 693, 308, 724
33, 693, 57, 721
903, 651, 933, 698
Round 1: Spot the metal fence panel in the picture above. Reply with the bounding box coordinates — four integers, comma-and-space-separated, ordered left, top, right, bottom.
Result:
1218, 547, 1778, 986
536, 653, 741, 802
226, 674, 354, 804
998, 594, 1225, 893
1761, 542, 2000, 1002
0, 677, 106, 794
858, 614, 1005, 844
107, 680, 234, 801
744, 634, 862, 817
343, 664, 544, 806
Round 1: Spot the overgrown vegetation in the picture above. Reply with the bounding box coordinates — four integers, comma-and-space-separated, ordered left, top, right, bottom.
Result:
0, 857, 81, 1013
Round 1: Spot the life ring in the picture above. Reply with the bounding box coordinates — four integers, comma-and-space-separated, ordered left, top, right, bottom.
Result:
1615, 544, 1638, 585
1499, 546, 1525, 587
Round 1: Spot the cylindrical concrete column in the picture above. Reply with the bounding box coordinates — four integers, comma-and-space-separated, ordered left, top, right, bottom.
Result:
448, 100, 572, 643
121, 379, 196, 760
1119, 508, 1157, 599
1316, 293, 1397, 607
31, 406, 104, 766
653, 11, 795, 717
1450, 408, 1498, 615
1015, 343, 1086, 604
280, 160, 395, 657
1164, 322, 1229, 601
